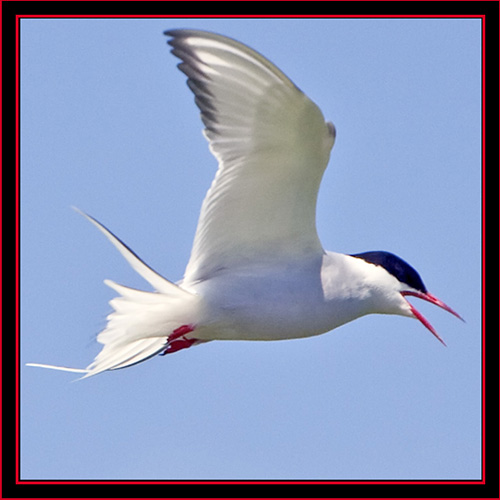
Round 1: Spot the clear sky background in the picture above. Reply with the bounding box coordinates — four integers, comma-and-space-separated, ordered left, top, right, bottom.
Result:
20, 18, 482, 480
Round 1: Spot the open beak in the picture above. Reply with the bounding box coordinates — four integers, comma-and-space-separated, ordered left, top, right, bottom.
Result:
401, 291, 464, 346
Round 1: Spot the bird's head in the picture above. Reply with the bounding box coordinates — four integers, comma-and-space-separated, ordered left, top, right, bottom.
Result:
350, 251, 463, 346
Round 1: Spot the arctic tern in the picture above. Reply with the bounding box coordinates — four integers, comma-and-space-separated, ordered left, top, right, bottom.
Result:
28, 29, 463, 378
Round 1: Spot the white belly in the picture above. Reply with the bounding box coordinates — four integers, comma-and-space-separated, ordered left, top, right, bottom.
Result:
185, 253, 371, 341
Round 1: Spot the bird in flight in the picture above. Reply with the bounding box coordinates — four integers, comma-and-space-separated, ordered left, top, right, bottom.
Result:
28, 29, 463, 378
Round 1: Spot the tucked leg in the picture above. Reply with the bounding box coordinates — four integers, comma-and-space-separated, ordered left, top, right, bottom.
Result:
160, 324, 198, 355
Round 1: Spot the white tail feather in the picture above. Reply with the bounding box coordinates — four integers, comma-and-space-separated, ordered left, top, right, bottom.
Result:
71, 207, 188, 296
27, 209, 202, 378
25, 363, 88, 374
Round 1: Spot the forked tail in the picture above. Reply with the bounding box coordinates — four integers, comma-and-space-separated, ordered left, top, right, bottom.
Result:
27, 209, 201, 378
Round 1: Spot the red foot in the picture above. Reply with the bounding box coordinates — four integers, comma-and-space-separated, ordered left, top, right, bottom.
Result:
163, 337, 198, 354
170, 324, 195, 340
161, 324, 197, 355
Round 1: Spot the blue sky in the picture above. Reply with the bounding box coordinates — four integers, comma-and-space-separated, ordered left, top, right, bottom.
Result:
20, 17, 482, 480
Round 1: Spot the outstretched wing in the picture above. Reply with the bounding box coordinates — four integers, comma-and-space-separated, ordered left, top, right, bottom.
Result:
165, 30, 335, 283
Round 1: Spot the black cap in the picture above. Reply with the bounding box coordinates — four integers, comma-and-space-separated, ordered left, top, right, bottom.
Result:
350, 251, 427, 293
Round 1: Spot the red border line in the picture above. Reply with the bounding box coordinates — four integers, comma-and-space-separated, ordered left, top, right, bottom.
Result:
16, 13, 485, 19
15, 13, 486, 488
14, 12, 21, 487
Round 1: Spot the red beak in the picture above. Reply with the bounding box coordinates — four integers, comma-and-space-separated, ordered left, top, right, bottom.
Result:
400, 291, 464, 346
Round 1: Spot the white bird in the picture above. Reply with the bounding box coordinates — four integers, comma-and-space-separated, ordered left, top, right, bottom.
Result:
28, 29, 463, 378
